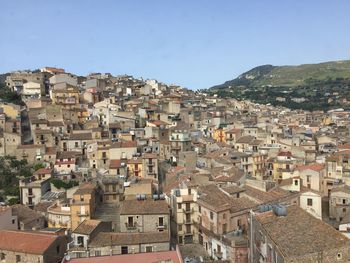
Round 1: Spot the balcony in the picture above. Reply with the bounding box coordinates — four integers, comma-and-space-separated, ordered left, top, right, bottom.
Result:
171, 145, 181, 150
183, 207, 194, 214
126, 223, 137, 230
156, 223, 167, 230
77, 211, 89, 217
214, 250, 223, 259
26, 193, 35, 198
184, 218, 193, 224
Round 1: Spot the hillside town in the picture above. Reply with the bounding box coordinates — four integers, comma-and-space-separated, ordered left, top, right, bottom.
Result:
1, 67, 350, 263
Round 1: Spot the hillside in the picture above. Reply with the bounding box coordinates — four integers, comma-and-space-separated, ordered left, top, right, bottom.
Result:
207, 60, 350, 111
211, 60, 350, 89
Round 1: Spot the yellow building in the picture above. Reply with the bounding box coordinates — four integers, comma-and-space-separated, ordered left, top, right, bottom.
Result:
127, 157, 143, 177
213, 127, 226, 143
252, 153, 267, 180
0, 102, 21, 119
70, 183, 96, 230
51, 83, 80, 109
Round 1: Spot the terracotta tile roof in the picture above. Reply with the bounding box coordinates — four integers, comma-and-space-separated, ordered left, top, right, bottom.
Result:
244, 186, 295, 204
35, 168, 52, 175
0, 230, 60, 255
236, 135, 255, 144
12, 204, 44, 224
73, 183, 95, 195
338, 143, 350, 150
73, 219, 102, 235
277, 151, 292, 157
297, 163, 324, 172
197, 184, 257, 213
110, 141, 137, 148
120, 200, 169, 215
109, 159, 121, 169
331, 185, 350, 195
256, 205, 350, 258
88, 231, 169, 247
69, 133, 93, 140
69, 250, 181, 263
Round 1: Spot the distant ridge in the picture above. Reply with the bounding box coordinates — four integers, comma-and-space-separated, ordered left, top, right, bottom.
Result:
210, 60, 350, 89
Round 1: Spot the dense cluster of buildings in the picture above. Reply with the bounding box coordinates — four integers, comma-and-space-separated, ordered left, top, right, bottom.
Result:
1, 67, 350, 262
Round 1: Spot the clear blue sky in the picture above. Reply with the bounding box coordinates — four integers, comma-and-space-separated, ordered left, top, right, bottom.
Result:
1, 0, 350, 89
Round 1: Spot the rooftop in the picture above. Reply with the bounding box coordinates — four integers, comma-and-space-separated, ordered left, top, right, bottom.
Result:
120, 199, 169, 215
256, 205, 350, 258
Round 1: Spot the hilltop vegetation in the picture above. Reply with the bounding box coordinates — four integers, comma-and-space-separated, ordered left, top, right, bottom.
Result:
207, 60, 350, 111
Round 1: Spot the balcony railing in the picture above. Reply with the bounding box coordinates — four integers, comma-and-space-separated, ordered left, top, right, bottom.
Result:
214, 250, 223, 259
184, 218, 193, 224
126, 223, 137, 230
77, 211, 89, 217
183, 207, 195, 214
156, 223, 167, 229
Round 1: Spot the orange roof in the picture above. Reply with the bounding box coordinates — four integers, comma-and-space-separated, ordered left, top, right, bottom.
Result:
338, 143, 350, 150
69, 250, 182, 263
35, 168, 52, 175
0, 230, 60, 255
110, 159, 121, 169
297, 163, 324, 172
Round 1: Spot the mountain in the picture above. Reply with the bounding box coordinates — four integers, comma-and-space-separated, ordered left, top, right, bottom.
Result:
211, 60, 350, 89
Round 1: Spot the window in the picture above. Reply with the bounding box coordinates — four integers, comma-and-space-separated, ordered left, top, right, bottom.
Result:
307, 198, 313, 206
75, 142, 79, 147
0, 253, 5, 260
158, 217, 164, 226
343, 199, 346, 205
80, 195, 84, 202
210, 211, 214, 220
128, 216, 134, 226
146, 246, 153, 252
179, 236, 183, 244
198, 205, 201, 213
188, 188, 191, 195
178, 224, 182, 231
16, 255, 21, 263
223, 213, 226, 220
337, 253, 342, 260
294, 180, 298, 186
77, 236, 84, 247
12, 219, 15, 224
95, 250, 101, 256
56, 245, 60, 254
178, 203, 181, 209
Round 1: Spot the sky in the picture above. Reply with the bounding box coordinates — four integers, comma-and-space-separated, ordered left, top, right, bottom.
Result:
1, 0, 350, 89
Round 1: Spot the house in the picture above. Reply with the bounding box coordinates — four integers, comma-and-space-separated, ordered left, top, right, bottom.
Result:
47, 200, 71, 229
12, 204, 46, 230
0, 230, 67, 263
299, 190, 322, 220
119, 199, 170, 235
70, 184, 96, 230
329, 185, 350, 222
19, 169, 52, 208
169, 181, 199, 245
0, 206, 17, 230
142, 153, 158, 180
249, 205, 350, 263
